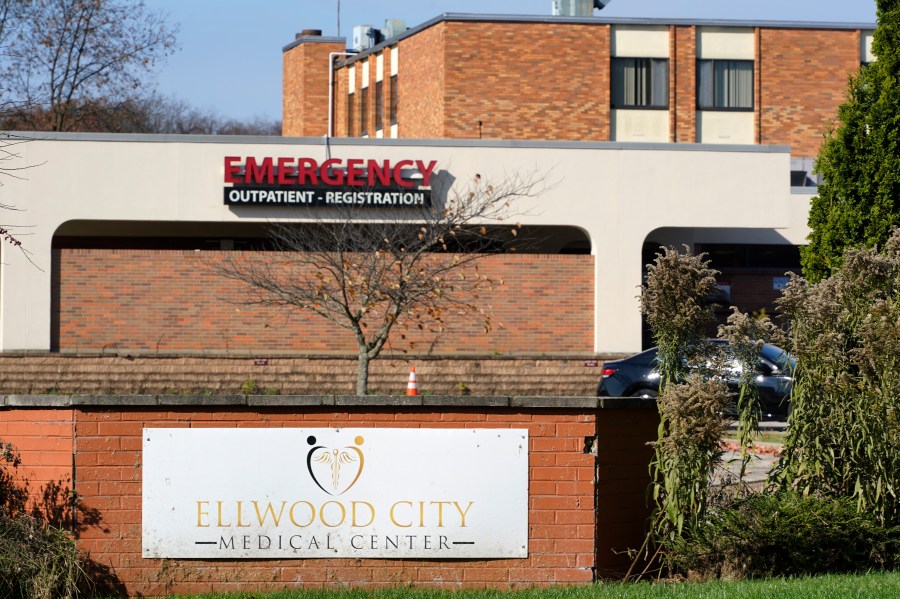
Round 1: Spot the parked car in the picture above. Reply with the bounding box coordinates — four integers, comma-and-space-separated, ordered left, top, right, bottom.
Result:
597, 340, 795, 416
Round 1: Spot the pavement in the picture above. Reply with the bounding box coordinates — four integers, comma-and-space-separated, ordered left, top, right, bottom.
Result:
716, 419, 787, 488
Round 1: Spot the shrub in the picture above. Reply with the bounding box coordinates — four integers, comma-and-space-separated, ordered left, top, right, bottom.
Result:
0, 510, 89, 599
671, 492, 900, 579
773, 229, 900, 524
0, 440, 121, 597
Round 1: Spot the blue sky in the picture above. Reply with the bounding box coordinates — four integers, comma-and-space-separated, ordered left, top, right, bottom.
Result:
142, 0, 877, 123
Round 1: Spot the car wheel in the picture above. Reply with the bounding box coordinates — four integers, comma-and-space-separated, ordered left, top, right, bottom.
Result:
630, 388, 658, 399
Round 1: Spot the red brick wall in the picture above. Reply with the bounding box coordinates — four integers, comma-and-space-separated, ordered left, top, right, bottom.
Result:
672, 26, 697, 143
282, 40, 346, 137
317, 19, 866, 155
595, 408, 657, 576
442, 21, 610, 141
0, 401, 659, 593
397, 25, 446, 138
0, 409, 74, 517
0, 355, 606, 397
79, 408, 596, 593
54, 250, 594, 355
759, 28, 861, 156
718, 267, 801, 316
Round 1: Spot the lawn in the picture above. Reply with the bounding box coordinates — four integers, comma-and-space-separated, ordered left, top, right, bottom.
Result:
154, 571, 899, 599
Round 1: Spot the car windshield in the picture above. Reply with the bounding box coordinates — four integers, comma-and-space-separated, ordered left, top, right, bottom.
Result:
640, 341, 795, 373
760, 343, 796, 373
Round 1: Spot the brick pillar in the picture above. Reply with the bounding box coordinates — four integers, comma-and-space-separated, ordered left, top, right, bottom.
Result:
672, 26, 696, 143
282, 35, 347, 137
755, 27, 762, 145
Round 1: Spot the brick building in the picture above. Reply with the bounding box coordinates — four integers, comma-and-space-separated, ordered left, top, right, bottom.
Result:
0, 14, 875, 373
0, 14, 869, 592
283, 14, 873, 160
5, 133, 805, 363
282, 13, 873, 341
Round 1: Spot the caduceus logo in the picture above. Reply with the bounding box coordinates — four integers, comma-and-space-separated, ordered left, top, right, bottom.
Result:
305, 435, 366, 496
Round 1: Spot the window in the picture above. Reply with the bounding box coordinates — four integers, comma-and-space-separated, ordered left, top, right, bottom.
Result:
360, 87, 369, 136
697, 59, 754, 110
390, 75, 398, 125
347, 93, 355, 136
611, 58, 668, 108
375, 80, 383, 131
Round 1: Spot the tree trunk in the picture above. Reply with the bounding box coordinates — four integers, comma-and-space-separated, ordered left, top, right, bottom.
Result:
356, 349, 370, 395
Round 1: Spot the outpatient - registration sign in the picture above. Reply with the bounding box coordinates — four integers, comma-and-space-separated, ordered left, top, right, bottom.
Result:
142, 428, 528, 559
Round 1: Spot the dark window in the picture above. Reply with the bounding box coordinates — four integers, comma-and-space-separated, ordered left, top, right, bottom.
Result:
696, 243, 801, 269
375, 80, 383, 131
390, 74, 398, 125
361, 87, 369, 136
347, 92, 355, 136
697, 59, 754, 110
611, 57, 668, 108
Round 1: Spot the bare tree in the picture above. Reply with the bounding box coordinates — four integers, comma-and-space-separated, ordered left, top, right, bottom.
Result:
0, 132, 39, 266
0, 93, 282, 135
4, 0, 177, 132
212, 173, 542, 395
126, 94, 281, 135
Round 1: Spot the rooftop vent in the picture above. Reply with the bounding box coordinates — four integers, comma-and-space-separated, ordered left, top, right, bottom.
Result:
383, 19, 407, 40
295, 29, 322, 39
552, 0, 612, 16
352, 25, 383, 51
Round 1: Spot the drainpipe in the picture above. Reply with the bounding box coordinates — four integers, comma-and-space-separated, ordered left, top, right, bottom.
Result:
328, 51, 358, 138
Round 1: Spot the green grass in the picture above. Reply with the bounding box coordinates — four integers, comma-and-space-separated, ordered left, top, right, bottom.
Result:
150, 571, 900, 599
723, 429, 787, 446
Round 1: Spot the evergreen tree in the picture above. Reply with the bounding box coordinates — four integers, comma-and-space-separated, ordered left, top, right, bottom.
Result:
803, 0, 900, 282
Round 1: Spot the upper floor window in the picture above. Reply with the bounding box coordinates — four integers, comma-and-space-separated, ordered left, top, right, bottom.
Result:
347, 92, 355, 136
360, 87, 369, 136
389, 75, 398, 125
375, 80, 384, 131
697, 59, 754, 110
611, 57, 668, 109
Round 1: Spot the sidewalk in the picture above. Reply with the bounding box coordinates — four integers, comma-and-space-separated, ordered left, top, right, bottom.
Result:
717, 443, 781, 488
716, 419, 785, 487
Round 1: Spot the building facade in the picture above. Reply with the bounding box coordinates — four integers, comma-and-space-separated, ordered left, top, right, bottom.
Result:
0, 14, 873, 367
283, 14, 873, 163
281, 13, 875, 352
3, 134, 806, 359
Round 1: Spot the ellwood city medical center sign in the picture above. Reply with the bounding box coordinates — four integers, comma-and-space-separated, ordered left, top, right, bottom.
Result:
142, 428, 528, 559
223, 156, 437, 208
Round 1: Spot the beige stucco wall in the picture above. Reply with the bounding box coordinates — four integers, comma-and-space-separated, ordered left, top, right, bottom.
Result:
2, 133, 808, 354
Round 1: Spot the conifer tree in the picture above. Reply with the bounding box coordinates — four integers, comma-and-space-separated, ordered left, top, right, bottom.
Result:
803, 0, 900, 282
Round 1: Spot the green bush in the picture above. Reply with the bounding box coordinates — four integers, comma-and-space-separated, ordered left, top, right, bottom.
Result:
671, 492, 900, 579
0, 510, 90, 599
774, 231, 900, 525
0, 440, 123, 597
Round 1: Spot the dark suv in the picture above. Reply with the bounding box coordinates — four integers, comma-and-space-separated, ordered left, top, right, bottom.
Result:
597, 340, 795, 416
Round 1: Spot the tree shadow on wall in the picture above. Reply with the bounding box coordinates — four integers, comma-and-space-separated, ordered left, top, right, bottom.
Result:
0, 441, 127, 597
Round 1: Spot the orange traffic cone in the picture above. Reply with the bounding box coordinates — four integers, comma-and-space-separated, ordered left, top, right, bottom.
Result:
406, 366, 418, 396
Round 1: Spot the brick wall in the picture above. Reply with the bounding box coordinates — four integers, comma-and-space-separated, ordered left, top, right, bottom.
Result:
441, 21, 611, 141
759, 28, 860, 156
0, 409, 74, 519
53, 249, 594, 355
0, 354, 609, 396
0, 399, 658, 594
718, 267, 801, 316
282, 39, 345, 137
672, 26, 697, 143
317, 18, 865, 155
395, 24, 446, 138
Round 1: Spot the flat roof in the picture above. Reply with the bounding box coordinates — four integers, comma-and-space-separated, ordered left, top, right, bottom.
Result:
284, 12, 876, 58
4, 130, 790, 154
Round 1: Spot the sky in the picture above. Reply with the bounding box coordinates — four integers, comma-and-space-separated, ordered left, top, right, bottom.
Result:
142, 0, 878, 123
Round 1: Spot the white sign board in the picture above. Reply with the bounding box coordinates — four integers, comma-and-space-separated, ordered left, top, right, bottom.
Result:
142, 428, 528, 559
